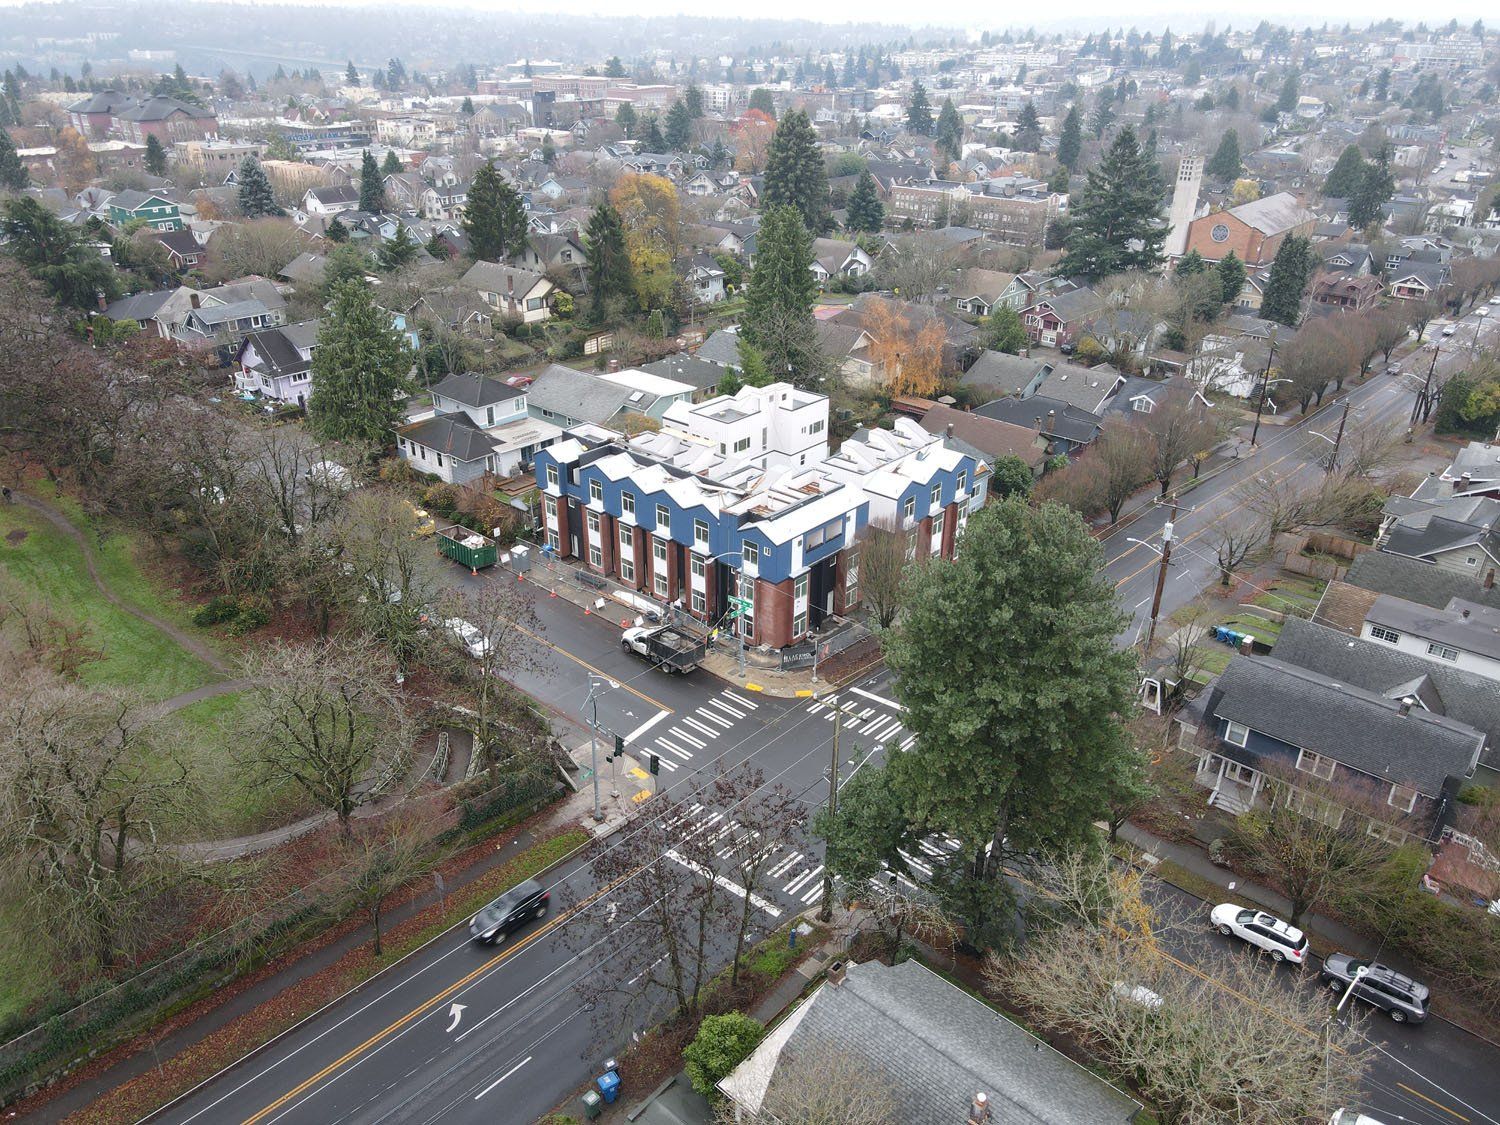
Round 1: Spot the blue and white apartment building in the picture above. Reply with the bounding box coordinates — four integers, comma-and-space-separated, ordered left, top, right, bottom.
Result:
533, 382, 989, 648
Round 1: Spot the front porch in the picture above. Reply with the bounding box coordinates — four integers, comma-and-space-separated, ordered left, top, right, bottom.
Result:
1195, 752, 1265, 816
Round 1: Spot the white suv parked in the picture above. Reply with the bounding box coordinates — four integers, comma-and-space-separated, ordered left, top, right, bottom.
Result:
1209, 904, 1309, 964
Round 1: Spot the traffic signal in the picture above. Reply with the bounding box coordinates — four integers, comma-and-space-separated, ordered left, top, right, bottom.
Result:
648, 752, 660, 776
613, 733, 625, 761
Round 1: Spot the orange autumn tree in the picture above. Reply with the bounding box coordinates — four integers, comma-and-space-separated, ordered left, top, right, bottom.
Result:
862, 297, 946, 397
733, 109, 776, 173
609, 172, 681, 311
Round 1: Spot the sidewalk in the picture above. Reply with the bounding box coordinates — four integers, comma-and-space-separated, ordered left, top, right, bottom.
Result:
513, 551, 839, 699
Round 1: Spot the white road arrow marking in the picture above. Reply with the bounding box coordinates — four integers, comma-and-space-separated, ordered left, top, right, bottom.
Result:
446, 1002, 467, 1033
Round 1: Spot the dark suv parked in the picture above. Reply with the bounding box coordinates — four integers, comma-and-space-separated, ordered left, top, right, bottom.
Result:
1320, 954, 1429, 1024
469, 879, 549, 945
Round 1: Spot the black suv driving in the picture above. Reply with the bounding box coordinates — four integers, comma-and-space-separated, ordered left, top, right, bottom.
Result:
469, 879, 549, 945
1320, 953, 1429, 1024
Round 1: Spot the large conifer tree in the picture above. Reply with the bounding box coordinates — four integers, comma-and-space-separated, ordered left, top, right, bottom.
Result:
358, 150, 386, 212
743, 205, 822, 388
462, 162, 528, 261
845, 170, 884, 233
762, 109, 829, 234
1062, 126, 1165, 281
1056, 105, 1083, 169
308, 278, 411, 445
236, 155, 283, 218
584, 201, 632, 323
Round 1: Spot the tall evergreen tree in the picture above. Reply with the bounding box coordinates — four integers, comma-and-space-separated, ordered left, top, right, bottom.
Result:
604, 56, 626, 78
1322, 144, 1366, 197
583, 200, 632, 323
381, 149, 402, 175
1215, 251, 1246, 306
0, 125, 28, 191
1347, 145, 1395, 229
615, 102, 638, 139
883, 498, 1137, 942
684, 84, 703, 118
461, 162, 528, 261
143, 134, 167, 177
748, 88, 777, 120
1176, 248, 1207, 275
344, 60, 361, 86
743, 205, 822, 388
906, 81, 933, 134
325, 215, 349, 242
1056, 104, 1083, 169
641, 116, 667, 152
1205, 128, 1242, 179
308, 278, 410, 445
377, 223, 419, 271
236, 155, 283, 218
1260, 234, 1317, 326
935, 98, 964, 164
762, 108, 829, 234
1062, 126, 1166, 282
1276, 69, 1300, 112
1, 197, 120, 308
358, 150, 386, 213
664, 99, 693, 150
1012, 100, 1042, 151
845, 169, 884, 233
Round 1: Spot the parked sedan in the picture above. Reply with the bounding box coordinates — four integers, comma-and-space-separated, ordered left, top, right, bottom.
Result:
1320, 953, 1429, 1024
1209, 903, 1309, 964
443, 617, 491, 660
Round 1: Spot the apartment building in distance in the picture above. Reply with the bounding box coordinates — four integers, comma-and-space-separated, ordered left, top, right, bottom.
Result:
533, 383, 987, 648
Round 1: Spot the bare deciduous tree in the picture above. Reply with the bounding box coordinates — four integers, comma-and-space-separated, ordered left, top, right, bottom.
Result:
1093, 416, 1154, 523
712, 769, 807, 984
339, 805, 442, 956
717, 1050, 897, 1125
1208, 518, 1267, 587
1140, 386, 1218, 499
984, 849, 1371, 1125
448, 577, 540, 772
856, 519, 913, 630
241, 638, 416, 837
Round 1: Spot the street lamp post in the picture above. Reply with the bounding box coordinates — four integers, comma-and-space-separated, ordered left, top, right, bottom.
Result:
584, 675, 619, 823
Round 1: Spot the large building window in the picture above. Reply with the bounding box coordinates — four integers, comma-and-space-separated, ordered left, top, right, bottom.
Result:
1370, 624, 1401, 644
656, 503, 671, 530
589, 478, 603, 504
621, 491, 636, 518
693, 518, 709, 547
742, 541, 759, 568
652, 539, 669, 597
545, 464, 559, 489
619, 526, 635, 583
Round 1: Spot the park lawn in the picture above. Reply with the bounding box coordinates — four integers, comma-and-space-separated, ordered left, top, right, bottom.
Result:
147, 690, 318, 839
0, 503, 215, 702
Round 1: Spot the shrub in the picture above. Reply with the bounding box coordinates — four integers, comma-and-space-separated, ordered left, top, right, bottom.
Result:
228, 600, 270, 636
683, 1012, 764, 1099
192, 596, 240, 627
422, 482, 461, 517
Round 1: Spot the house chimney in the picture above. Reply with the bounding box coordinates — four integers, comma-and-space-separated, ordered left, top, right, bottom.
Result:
968, 1092, 992, 1125
826, 960, 847, 987
945, 423, 954, 439
1047, 409, 1056, 428
1463, 608, 1472, 618
190, 292, 201, 309
1485, 569, 1495, 590
507, 273, 515, 294
1460, 472, 1472, 493
1399, 697, 1413, 716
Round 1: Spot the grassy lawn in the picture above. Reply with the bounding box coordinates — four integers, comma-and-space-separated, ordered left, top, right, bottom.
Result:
1250, 573, 1326, 618
0, 502, 215, 702
147, 691, 316, 838
1220, 608, 1283, 646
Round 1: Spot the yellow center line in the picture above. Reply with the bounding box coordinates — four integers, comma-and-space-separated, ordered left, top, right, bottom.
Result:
1397, 1081, 1471, 1122
240, 875, 628, 1125
510, 619, 673, 713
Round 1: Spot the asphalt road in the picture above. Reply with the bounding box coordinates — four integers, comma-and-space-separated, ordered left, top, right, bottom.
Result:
152, 311, 1500, 1125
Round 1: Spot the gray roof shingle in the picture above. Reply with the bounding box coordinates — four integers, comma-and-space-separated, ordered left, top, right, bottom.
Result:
431, 371, 523, 409
398, 413, 494, 462
1343, 551, 1500, 611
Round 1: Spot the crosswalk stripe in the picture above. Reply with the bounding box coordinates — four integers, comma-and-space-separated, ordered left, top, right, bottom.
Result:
784, 865, 822, 894
657, 757, 678, 771
695, 708, 733, 729
801, 884, 824, 904
683, 716, 718, 738
769, 852, 802, 878
900, 735, 916, 752
722, 690, 757, 708
656, 738, 693, 760
807, 702, 826, 714
705, 698, 745, 719
672, 728, 706, 749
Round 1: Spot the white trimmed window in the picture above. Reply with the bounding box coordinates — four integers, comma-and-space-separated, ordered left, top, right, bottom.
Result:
956, 469, 967, 496
1388, 783, 1418, 814
619, 525, 635, 582
691, 589, 706, 614
1295, 748, 1336, 781
587, 510, 601, 535
693, 518, 709, 547
545, 463, 559, 489
543, 495, 557, 523
656, 503, 670, 530
691, 554, 706, 580
546, 528, 559, 551
742, 541, 759, 568
653, 539, 669, 596
733, 436, 751, 453
792, 610, 808, 637
1370, 624, 1401, 644
1426, 642, 1459, 662
794, 573, 808, 601
931, 510, 946, 550
1224, 721, 1250, 747
589, 477, 603, 504
903, 496, 916, 521
931, 483, 942, 509
621, 491, 636, 518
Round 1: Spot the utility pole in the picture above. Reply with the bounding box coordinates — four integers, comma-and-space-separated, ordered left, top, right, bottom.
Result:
586, 685, 603, 822
1143, 502, 1178, 654
1325, 399, 1351, 474
818, 700, 842, 924
1249, 345, 1277, 447
1411, 348, 1438, 428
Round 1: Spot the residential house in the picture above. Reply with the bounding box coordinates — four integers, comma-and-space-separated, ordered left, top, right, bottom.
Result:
975, 394, 1104, 455
808, 238, 873, 285
397, 371, 562, 484
534, 400, 982, 646
99, 286, 202, 337
420, 181, 470, 221
1361, 595, 1500, 681
1322, 243, 1373, 275
1180, 191, 1318, 267
718, 959, 1141, 1125
67, 90, 138, 137
1310, 273, 1385, 313
526, 365, 687, 430
916, 402, 1047, 478
959, 350, 1052, 401
235, 320, 320, 405
1388, 260, 1450, 301
152, 228, 206, 270
1021, 287, 1106, 349
1104, 376, 1210, 419
512, 232, 585, 276
694, 327, 747, 370
1035, 363, 1126, 414
302, 184, 362, 217
639, 354, 728, 402
178, 300, 286, 353
279, 252, 328, 289
112, 95, 218, 144
953, 269, 1018, 317
107, 190, 183, 232
382, 172, 428, 212
1314, 551, 1500, 641
1176, 652, 1482, 840
460, 261, 556, 324
1438, 441, 1500, 498
684, 254, 728, 304
1378, 494, 1500, 577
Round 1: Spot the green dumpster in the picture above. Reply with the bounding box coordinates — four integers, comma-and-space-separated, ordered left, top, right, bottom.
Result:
436, 524, 497, 572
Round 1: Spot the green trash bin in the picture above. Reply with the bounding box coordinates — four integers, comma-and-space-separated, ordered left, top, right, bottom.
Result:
581, 1089, 603, 1120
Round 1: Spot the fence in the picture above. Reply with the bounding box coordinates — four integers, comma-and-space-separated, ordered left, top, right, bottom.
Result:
0, 767, 563, 1107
